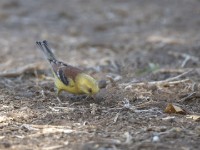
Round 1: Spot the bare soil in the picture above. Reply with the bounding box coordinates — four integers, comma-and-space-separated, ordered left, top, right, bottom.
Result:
0, 0, 200, 150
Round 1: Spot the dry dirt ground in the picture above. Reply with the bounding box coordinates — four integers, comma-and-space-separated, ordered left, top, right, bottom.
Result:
0, 0, 200, 150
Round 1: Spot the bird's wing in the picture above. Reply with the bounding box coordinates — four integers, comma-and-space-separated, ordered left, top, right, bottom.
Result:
50, 60, 83, 86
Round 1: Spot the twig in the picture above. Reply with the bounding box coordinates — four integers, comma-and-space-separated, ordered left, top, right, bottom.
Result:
168, 51, 199, 67
113, 112, 120, 123
120, 79, 190, 89
0, 63, 42, 77
88, 138, 121, 145
0, 60, 13, 70
178, 92, 196, 102
181, 56, 190, 68
42, 145, 66, 150
164, 70, 191, 82
153, 68, 189, 74
120, 70, 192, 89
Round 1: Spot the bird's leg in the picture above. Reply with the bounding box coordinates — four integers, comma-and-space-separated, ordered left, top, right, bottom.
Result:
56, 89, 63, 103
56, 88, 62, 96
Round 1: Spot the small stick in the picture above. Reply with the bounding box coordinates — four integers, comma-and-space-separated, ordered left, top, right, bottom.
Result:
0, 63, 42, 77
178, 92, 196, 102
168, 51, 199, 62
164, 70, 192, 82
168, 51, 199, 67
120, 70, 192, 89
153, 68, 189, 74
121, 79, 190, 89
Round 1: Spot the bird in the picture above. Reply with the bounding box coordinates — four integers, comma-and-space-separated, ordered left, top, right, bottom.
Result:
36, 40, 99, 97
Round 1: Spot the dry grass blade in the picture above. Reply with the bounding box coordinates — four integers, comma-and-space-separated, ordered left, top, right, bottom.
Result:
42, 145, 66, 150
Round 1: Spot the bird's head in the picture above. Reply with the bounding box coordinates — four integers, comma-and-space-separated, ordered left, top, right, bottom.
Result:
76, 73, 99, 95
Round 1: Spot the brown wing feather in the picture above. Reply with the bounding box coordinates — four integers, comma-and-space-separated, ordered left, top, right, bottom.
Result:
50, 60, 83, 84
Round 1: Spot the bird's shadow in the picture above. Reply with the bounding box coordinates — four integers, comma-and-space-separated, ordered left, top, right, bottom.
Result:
58, 92, 105, 106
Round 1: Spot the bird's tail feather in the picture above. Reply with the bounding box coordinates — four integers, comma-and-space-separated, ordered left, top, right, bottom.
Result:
36, 40, 56, 61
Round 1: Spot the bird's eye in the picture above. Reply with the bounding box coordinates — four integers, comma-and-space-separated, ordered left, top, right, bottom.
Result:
88, 88, 92, 93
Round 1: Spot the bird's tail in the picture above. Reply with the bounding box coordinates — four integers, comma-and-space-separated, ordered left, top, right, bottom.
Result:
36, 40, 56, 61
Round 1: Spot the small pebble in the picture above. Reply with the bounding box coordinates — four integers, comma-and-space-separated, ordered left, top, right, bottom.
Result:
152, 135, 160, 142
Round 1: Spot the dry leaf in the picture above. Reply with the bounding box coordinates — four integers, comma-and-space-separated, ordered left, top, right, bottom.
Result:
186, 115, 200, 121
164, 103, 186, 115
